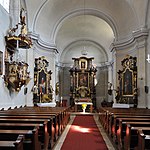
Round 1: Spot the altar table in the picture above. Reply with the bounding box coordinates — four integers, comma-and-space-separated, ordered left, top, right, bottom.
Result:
75, 102, 93, 113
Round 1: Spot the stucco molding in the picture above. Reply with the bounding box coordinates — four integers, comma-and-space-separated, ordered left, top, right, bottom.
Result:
28, 32, 58, 54
110, 27, 149, 52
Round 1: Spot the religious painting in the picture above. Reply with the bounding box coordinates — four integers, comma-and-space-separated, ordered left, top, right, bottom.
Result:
79, 59, 87, 69
0, 51, 3, 75
122, 69, 133, 96
81, 61, 85, 69
78, 73, 88, 87
33, 56, 53, 104
38, 69, 47, 95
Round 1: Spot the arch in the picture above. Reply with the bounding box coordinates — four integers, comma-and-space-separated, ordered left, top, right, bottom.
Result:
60, 39, 108, 64
32, 0, 48, 32
52, 8, 117, 45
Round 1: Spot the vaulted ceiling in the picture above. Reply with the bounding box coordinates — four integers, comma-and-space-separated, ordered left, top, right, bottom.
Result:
25, 0, 148, 65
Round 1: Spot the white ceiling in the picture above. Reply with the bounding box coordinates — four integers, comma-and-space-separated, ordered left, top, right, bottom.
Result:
25, 0, 148, 64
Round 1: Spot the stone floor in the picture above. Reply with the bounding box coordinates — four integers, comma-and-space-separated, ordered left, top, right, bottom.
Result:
53, 112, 116, 150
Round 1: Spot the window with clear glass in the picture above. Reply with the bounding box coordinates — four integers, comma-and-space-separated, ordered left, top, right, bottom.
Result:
0, 0, 9, 13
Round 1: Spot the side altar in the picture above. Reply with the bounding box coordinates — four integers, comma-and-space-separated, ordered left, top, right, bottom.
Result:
32, 56, 54, 106
69, 57, 97, 111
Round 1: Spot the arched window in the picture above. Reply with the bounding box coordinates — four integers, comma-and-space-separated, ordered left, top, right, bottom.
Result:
0, 0, 9, 13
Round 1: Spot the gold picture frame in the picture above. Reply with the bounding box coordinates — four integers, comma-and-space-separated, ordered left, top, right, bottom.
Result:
122, 68, 134, 96
78, 72, 89, 88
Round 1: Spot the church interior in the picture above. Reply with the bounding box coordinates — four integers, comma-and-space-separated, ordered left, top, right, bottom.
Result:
0, 0, 150, 149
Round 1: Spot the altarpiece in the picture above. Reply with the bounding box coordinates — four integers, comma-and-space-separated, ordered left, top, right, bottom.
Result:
70, 57, 97, 109
32, 56, 53, 105
116, 55, 138, 107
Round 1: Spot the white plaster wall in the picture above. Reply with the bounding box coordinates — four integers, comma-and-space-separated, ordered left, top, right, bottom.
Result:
114, 35, 148, 108
146, 1, 150, 108
24, 0, 140, 50
0, 5, 33, 109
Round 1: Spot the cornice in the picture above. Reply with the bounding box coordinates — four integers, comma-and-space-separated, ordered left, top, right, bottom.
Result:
110, 27, 149, 52
28, 32, 58, 54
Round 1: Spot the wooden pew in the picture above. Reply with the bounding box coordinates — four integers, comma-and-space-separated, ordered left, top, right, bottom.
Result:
0, 118, 51, 150
0, 122, 49, 150
98, 107, 150, 149
108, 112, 150, 134
116, 118, 150, 149
124, 123, 150, 150
110, 115, 150, 139
99, 107, 150, 132
1, 106, 70, 136
0, 128, 40, 150
136, 128, 150, 150
0, 134, 24, 150
2, 106, 68, 132
0, 113, 58, 144
0, 106, 71, 149
16, 106, 71, 130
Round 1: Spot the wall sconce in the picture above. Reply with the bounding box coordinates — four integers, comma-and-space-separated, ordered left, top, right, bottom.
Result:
146, 54, 150, 63
145, 86, 149, 94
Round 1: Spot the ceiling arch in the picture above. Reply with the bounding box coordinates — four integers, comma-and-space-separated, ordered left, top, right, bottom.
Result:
26, 0, 139, 45
60, 40, 108, 66
52, 8, 117, 44
56, 15, 114, 63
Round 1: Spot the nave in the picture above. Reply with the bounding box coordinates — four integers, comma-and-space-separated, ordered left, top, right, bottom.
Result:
0, 105, 115, 150
53, 113, 115, 150
1, 105, 150, 150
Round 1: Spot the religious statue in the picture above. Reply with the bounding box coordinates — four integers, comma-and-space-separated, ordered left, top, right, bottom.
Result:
39, 78, 46, 94
108, 82, 113, 95
55, 82, 59, 95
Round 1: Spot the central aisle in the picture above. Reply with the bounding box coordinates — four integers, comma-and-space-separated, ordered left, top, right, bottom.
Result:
60, 115, 108, 150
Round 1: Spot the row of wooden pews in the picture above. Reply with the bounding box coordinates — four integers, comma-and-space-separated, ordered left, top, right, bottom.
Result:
0, 106, 70, 150
99, 107, 150, 150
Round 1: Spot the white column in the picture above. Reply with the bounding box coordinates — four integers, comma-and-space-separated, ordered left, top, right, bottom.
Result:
108, 65, 113, 102
112, 51, 117, 103
137, 42, 147, 108
9, 0, 20, 28
26, 47, 34, 106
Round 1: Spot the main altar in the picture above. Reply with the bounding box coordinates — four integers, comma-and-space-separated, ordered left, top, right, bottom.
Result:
69, 57, 97, 112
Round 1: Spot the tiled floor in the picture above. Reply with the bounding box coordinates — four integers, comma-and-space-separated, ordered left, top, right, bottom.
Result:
53, 113, 116, 150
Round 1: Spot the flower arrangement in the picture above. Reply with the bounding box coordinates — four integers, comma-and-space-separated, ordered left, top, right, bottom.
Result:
82, 103, 87, 112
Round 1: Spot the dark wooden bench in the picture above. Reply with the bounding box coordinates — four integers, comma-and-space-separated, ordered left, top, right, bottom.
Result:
1, 106, 69, 135
0, 128, 40, 150
3, 106, 70, 136
0, 106, 71, 149
108, 112, 150, 134
124, 123, 150, 150
110, 115, 150, 138
136, 128, 150, 150
99, 107, 150, 131
0, 122, 49, 150
116, 119, 150, 149
98, 107, 150, 149
0, 134, 24, 150
0, 113, 58, 144
0, 118, 51, 149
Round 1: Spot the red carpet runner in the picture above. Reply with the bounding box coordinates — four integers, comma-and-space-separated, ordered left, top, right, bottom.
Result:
61, 115, 108, 150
